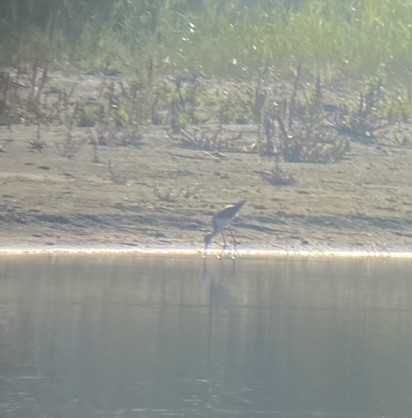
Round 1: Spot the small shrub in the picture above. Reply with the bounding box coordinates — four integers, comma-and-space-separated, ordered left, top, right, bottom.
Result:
332, 78, 388, 143
257, 71, 351, 164
78, 103, 103, 127
167, 127, 241, 152
260, 165, 296, 187
217, 86, 254, 125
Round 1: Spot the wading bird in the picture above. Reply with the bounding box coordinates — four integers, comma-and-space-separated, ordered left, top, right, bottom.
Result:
204, 200, 246, 257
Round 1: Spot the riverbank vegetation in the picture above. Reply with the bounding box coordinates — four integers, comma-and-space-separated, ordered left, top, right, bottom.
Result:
1, 1, 411, 251
1, 0, 411, 80
1, 0, 412, 165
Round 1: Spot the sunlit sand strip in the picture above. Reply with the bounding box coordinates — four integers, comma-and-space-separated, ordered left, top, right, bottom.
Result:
0, 246, 411, 259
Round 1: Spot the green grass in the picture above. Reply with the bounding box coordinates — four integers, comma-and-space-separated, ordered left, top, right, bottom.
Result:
1, 0, 412, 84
2, 0, 412, 169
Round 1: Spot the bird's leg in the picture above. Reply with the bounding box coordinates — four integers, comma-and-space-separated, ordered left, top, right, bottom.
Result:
228, 227, 240, 249
228, 227, 241, 259
218, 230, 228, 258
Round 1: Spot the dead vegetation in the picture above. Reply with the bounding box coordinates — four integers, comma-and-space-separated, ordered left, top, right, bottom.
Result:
1, 60, 412, 192
166, 126, 242, 151
153, 187, 192, 202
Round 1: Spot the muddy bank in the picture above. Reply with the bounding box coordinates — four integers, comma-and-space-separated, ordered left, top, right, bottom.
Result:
0, 72, 411, 254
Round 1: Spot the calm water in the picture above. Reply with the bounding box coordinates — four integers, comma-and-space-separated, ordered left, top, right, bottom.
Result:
0, 255, 411, 418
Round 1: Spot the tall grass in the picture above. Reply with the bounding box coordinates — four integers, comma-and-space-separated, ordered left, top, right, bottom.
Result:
1, 0, 412, 83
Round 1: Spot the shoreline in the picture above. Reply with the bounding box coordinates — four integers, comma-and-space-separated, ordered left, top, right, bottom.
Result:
1, 245, 411, 259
